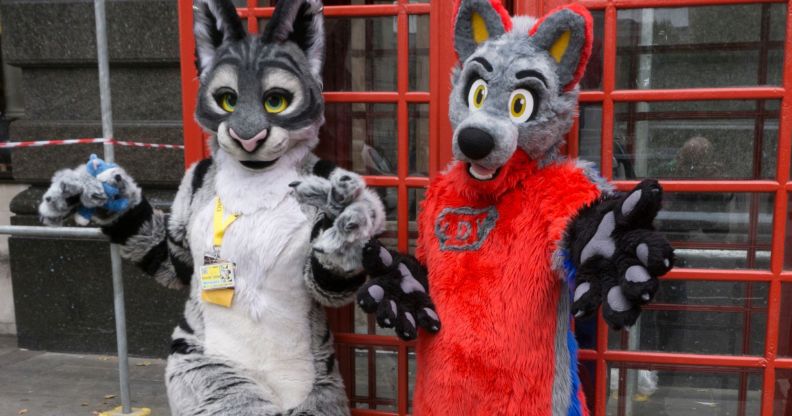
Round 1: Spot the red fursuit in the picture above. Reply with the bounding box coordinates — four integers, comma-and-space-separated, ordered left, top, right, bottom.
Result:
414, 150, 600, 415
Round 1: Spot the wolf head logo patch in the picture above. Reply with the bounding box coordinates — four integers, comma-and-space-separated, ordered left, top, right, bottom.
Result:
435, 206, 498, 251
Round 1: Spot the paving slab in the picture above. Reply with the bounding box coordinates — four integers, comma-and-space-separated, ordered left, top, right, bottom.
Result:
0, 336, 170, 416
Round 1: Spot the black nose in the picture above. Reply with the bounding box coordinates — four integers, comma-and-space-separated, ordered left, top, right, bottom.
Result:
457, 128, 495, 160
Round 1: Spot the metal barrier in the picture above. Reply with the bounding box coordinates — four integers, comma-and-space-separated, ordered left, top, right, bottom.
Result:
3, 0, 136, 414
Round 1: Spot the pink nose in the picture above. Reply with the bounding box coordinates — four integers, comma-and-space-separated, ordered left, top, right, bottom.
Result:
229, 128, 269, 153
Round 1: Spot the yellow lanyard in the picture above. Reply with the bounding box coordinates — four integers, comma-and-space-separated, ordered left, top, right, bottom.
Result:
213, 197, 238, 249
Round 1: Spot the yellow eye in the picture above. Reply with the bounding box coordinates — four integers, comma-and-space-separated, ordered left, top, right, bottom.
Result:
467, 79, 488, 111
509, 89, 536, 123
264, 94, 289, 114
218, 92, 237, 113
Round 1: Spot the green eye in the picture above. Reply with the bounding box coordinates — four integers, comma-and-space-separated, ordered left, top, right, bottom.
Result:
217, 92, 237, 113
264, 94, 289, 114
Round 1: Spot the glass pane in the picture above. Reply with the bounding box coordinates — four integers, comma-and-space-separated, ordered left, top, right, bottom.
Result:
616, 4, 787, 89
608, 280, 768, 355
350, 347, 398, 411
607, 365, 762, 415
786, 195, 792, 270
658, 192, 773, 269
409, 104, 429, 176
408, 187, 425, 255
408, 348, 417, 414
776, 369, 792, 414
614, 100, 779, 180
324, 17, 397, 91
579, 104, 603, 170
779, 284, 792, 357
319, 103, 397, 176
581, 10, 604, 91
409, 15, 430, 91
255, 0, 397, 6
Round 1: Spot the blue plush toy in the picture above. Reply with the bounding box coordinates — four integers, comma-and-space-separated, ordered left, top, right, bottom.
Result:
76, 154, 129, 224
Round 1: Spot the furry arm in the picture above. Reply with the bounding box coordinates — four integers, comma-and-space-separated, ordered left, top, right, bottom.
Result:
293, 160, 387, 307
564, 179, 675, 329
39, 158, 209, 289
99, 160, 209, 289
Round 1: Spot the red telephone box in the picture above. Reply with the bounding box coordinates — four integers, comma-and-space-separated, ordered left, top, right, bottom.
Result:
177, 1, 792, 414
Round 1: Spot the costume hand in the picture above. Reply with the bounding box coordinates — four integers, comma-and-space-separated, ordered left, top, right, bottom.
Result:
290, 168, 385, 274
566, 179, 674, 329
39, 159, 142, 226
357, 239, 440, 340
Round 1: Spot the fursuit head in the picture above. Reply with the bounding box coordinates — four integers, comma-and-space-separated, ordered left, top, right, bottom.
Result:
38, 0, 384, 415
356, 1, 675, 415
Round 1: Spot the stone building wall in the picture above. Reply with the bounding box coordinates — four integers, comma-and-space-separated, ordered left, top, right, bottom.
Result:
1, 0, 188, 356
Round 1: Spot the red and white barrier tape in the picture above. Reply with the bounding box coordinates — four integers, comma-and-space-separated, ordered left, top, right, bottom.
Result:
0, 138, 184, 150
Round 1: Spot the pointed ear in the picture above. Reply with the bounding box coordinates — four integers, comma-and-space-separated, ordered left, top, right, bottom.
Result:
193, 0, 247, 78
262, 0, 325, 81
529, 4, 593, 91
453, 0, 512, 62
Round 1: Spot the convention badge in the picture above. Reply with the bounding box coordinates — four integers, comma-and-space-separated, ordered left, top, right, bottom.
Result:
200, 260, 236, 291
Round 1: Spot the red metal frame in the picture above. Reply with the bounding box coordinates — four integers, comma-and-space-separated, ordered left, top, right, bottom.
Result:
176, 0, 792, 414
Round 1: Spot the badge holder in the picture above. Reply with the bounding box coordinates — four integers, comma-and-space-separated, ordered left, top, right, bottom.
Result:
201, 198, 238, 308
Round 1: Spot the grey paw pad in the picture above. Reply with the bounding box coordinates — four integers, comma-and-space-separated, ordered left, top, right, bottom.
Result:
580, 212, 616, 263
368, 285, 385, 302
423, 308, 439, 321
622, 190, 642, 217
399, 264, 425, 294
636, 243, 649, 266
378, 247, 393, 267
404, 312, 415, 328
573, 282, 591, 302
607, 286, 632, 313
625, 265, 651, 283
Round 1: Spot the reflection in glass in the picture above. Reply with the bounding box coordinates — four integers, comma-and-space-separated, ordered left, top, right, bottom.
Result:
351, 347, 398, 411
318, 103, 397, 176
780, 284, 792, 357
409, 104, 430, 176
607, 365, 762, 416
409, 15, 430, 91
658, 192, 773, 269
578, 104, 603, 171
786, 195, 792, 270
580, 10, 604, 91
616, 4, 786, 89
607, 281, 767, 356
614, 100, 779, 180
324, 17, 398, 91
777, 369, 792, 414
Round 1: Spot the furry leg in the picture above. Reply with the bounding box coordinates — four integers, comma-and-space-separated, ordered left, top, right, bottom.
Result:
166, 352, 282, 416
283, 305, 350, 416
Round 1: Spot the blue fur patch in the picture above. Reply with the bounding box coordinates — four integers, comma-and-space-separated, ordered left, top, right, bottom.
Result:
562, 248, 584, 415
567, 329, 583, 416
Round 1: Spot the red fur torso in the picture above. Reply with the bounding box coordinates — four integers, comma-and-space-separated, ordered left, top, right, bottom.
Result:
414, 151, 600, 415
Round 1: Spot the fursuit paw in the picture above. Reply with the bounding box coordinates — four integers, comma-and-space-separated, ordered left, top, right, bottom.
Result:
568, 179, 674, 330
357, 239, 440, 340
293, 168, 385, 274
38, 159, 142, 226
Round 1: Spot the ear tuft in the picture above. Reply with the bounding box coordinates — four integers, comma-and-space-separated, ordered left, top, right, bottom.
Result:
453, 0, 513, 62
193, 0, 246, 78
262, 0, 326, 81
529, 3, 593, 91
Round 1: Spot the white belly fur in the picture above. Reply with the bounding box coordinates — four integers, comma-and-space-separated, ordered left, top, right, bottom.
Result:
189, 164, 315, 410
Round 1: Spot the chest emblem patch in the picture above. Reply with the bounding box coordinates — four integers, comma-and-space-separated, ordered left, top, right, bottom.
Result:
435, 206, 499, 251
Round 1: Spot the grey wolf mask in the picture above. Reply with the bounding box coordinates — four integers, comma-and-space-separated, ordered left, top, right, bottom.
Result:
193, 0, 325, 171
449, 0, 593, 181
